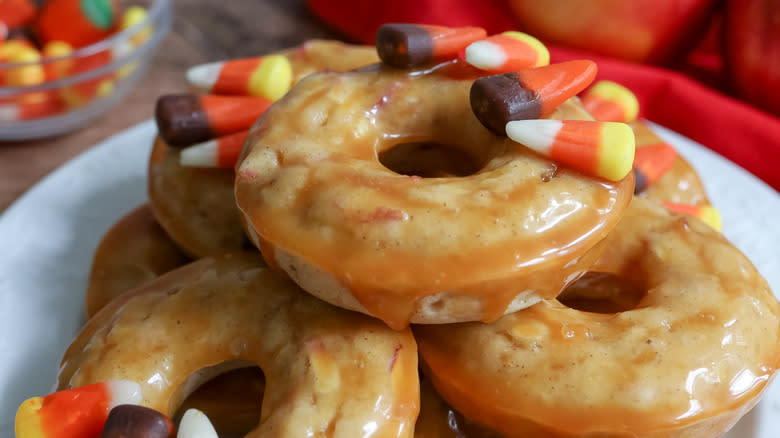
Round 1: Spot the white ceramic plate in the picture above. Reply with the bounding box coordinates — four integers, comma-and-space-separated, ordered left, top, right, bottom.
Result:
1, 120, 779, 436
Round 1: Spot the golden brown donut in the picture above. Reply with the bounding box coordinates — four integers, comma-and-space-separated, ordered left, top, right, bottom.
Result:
85, 204, 190, 317
148, 136, 243, 258
59, 252, 420, 437
416, 197, 780, 437
632, 120, 710, 205
148, 41, 379, 258
235, 65, 633, 329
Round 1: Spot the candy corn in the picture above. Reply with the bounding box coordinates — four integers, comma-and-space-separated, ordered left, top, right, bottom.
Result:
0, 0, 36, 28
0, 93, 66, 121
2, 44, 45, 86
462, 31, 549, 73
661, 201, 722, 232
42, 40, 75, 81
15, 380, 142, 438
376, 23, 486, 68
505, 119, 635, 181
180, 129, 248, 168
581, 80, 640, 123
633, 142, 678, 194
36, 0, 119, 48
101, 405, 175, 438
177, 409, 218, 438
59, 50, 115, 108
156, 94, 271, 147
470, 60, 597, 135
186, 54, 293, 101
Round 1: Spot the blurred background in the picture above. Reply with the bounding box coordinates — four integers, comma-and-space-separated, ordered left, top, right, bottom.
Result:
0, 0, 777, 211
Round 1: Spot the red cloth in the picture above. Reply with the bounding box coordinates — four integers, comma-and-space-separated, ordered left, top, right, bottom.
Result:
308, 0, 780, 191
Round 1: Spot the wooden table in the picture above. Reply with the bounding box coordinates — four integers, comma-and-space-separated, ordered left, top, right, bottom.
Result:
0, 0, 340, 212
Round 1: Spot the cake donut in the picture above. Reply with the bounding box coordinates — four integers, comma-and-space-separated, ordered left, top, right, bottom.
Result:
148, 41, 379, 258
416, 197, 780, 437
235, 65, 634, 328
85, 204, 190, 317
59, 252, 420, 437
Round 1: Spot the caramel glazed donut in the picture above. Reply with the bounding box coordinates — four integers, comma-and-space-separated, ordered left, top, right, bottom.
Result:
416, 197, 780, 437
60, 252, 420, 438
235, 63, 634, 329
148, 40, 380, 258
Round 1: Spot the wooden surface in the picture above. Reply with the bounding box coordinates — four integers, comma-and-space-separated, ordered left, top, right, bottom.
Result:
0, 0, 341, 213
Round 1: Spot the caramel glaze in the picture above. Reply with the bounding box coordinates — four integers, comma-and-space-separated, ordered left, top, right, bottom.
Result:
632, 121, 710, 205
235, 65, 633, 329
85, 204, 190, 317
416, 197, 780, 437
148, 41, 379, 258
58, 253, 420, 438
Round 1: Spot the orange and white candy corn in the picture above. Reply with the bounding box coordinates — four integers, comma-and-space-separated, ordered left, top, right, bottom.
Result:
470, 60, 597, 135
180, 129, 248, 168
186, 54, 293, 101
177, 409, 218, 438
581, 80, 639, 123
661, 201, 722, 232
376, 23, 486, 68
506, 119, 635, 181
15, 380, 142, 438
462, 31, 549, 73
633, 141, 678, 193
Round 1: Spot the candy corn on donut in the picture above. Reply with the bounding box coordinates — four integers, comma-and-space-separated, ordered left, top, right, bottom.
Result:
85, 204, 190, 317
151, 41, 380, 258
235, 64, 634, 329
58, 253, 420, 438
632, 120, 710, 205
416, 197, 780, 437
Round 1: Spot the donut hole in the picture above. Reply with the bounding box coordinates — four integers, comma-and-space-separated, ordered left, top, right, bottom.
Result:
378, 141, 483, 177
558, 272, 646, 314
173, 365, 265, 437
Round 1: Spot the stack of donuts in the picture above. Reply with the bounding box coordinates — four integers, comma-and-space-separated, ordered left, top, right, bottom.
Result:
15, 24, 780, 438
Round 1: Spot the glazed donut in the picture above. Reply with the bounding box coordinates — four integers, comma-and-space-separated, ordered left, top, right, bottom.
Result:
415, 197, 780, 437
85, 204, 190, 317
148, 135, 245, 257
632, 121, 710, 205
148, 40, 379, 258
235, 65, 634, 329
59, 252, 420, 437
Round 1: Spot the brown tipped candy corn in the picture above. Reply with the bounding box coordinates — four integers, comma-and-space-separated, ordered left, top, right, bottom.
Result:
177, 409, 217, 438
470, 60, 597, 135
633, 141, 678, 194
101, 405, 175, 438
582, 80, 640, 123
155, 94, 271, 147
661, 201, 722, 232
186, 54, 293, 101
505, 119, 635, 181
376, 23, 486, 68
462, 31, 550, 73
180, 129, 249, 168
15, 380, 142, 438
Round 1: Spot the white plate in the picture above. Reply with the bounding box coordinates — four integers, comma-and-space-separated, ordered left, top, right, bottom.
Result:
1, 120, 779, 436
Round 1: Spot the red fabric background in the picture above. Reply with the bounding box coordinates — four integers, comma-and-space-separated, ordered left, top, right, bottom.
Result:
308, 0, 780, 191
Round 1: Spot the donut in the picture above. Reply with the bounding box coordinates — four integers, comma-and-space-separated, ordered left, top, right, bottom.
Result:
234, 65, 634, 329
632, 121, 710, 205
415, 197, 780, 437
85, 204, 190, 317
148, 41, 379, 258
58, 252, 420, 437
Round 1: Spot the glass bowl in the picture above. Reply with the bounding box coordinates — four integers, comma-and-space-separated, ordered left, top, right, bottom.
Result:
0, 0, 172, 141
